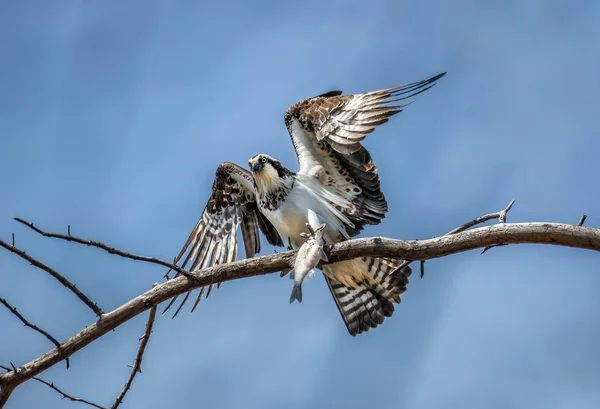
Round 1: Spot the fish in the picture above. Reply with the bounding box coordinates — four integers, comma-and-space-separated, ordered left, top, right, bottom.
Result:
288, 216, 329, 304
279, 208, 325, 278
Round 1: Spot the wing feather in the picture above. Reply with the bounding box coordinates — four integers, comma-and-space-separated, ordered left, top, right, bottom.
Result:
241, 210, 261, 258
284, 72, 446, 236
162, 162, 282, 317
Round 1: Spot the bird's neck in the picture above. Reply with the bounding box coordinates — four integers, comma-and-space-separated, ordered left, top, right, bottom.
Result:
254, 169, 295, 211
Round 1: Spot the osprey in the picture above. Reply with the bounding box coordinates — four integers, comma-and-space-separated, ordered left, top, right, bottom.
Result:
164, 72, 446, 336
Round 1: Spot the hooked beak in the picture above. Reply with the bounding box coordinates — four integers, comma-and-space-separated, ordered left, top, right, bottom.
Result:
251, 162, 264, 172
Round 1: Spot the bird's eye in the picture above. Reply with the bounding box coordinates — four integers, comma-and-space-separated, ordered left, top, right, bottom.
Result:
248, 163, 252, 169
261, 157, 267, 163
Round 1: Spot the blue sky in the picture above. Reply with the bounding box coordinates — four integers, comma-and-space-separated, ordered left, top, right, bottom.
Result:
1, 1, 599, 408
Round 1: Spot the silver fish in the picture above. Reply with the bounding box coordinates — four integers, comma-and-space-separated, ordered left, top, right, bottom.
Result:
289, 222, 328, 304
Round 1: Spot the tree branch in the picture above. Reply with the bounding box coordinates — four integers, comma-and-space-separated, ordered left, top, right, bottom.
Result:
111, 301, 157, 409
0, 240, 103, 317
401, 199, 516, 278
0, 384, 14, 408
13, 218, 194, 280
0, 298, 69, 370
0, 221, 598, 395
0, 365, 106, 409
446, 199, 515, 235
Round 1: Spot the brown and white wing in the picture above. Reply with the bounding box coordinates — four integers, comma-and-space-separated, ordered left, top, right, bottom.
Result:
162, 162, 283, 317
284, 72, 446, 236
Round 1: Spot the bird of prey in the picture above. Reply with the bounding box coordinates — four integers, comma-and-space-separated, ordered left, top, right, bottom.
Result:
163, 72, 446, 336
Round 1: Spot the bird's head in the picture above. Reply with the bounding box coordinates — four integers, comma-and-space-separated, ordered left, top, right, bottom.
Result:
248, 154, 292, 193
249, 154, 274, 173
248, 154, 290, 175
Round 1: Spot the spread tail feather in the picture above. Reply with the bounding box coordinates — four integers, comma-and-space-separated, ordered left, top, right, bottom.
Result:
322, 257, 412, 336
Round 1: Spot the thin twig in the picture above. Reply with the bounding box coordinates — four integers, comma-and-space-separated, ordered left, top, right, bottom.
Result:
162, 257, 179, 280
498, 200, 515, 223
578, 214, 588, 226
447, 199, 515, 235
33, 378, 107, 409
0, 240, 103, 317
394, 199, 517, 274
13, 218, 194, 280
471, 199, 515, 254
0, 365, 106, 409
111, 301, 157, 409
0, 298, 69, 369
480, 243, 508, 255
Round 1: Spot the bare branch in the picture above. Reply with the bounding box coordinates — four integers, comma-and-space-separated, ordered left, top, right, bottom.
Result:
0, 384, 14, 408
447, 199, 515, 235
460, 199, 516, 254
13, 218, 194, 280
0, 240, 103, 317
481, 243, 508, 254
0, 221, 598, 394
578, 214, 588, 226
111, 302, 157, 409
0, 298, 69, 370
400, 200, 517, 276
0, 365, 106, 409
498, 199, 515, 223
34, 378, 107, 409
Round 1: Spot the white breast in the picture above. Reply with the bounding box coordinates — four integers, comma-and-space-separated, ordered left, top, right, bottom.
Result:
261, 183, 345, 249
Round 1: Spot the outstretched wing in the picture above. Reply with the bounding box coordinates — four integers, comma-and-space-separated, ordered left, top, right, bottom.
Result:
284, 72, 446, 236
162, 162, 283, 317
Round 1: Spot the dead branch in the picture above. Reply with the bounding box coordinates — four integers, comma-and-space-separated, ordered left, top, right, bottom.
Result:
402, 199, 516, 278
0, 298, 69, 369
468, 199, 515, 254
447, 199, 515, 235
0, 240, 103, 317
0, 365, 106, 409
111, 300, 157, 409
13, 218, 194, 280
0, 385, 13, 407
0, 221, 598, 399
480, 243, 508, 255
578, 214, 588, 226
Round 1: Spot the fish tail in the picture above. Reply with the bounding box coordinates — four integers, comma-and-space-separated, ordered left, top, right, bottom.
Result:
289, 284, 303, 304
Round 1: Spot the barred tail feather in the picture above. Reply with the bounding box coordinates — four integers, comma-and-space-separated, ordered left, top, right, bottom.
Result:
322, 257, 412, 336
